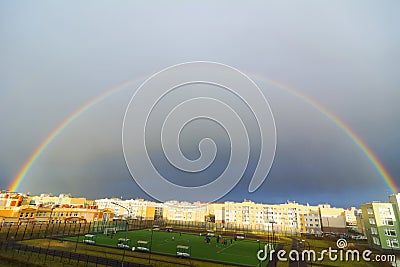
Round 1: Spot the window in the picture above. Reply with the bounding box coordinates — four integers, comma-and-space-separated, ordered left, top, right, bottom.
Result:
367, 208, 373, 215
19, 213, 23, 217
371, 227, 378, 235
384, 229, 396, 237
373, 236, 380, 245
369, 218, 376, 225
389, 240, 399, 248
382, 218, 395, 226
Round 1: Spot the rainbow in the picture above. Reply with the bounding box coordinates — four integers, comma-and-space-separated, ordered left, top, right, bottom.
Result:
8, 78, 144, 192
8, 72, 398, 193
253, 74, 398, 194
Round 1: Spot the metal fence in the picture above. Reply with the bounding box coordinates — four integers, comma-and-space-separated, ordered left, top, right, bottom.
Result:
0, 219, 282, 266
3, 242, 150, 267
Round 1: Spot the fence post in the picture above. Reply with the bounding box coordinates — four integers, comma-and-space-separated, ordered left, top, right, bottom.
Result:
21, 222, 28, 241
29, 223, 35, 239
75, 223, 81, 252
55, 221, 59, 236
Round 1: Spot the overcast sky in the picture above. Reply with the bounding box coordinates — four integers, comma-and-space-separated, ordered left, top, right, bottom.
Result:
1, 1, 399, 207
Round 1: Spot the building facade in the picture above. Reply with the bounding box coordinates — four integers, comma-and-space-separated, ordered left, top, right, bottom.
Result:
361, 202, 400, 251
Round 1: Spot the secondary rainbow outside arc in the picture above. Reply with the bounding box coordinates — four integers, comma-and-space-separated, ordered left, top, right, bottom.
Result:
8, 72, 398, 193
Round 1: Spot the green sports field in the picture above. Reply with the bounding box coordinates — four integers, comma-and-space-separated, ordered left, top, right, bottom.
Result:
65, 229, 272, 266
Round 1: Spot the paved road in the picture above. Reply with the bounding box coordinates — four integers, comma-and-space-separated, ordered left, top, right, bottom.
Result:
289, 238, 307, 267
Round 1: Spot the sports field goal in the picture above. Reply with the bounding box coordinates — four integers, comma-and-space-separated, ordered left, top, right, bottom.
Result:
176, 245, 191, 257
133, 240, 150, 252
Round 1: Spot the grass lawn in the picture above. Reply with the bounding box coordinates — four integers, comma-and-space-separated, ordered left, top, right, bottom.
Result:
64, 229, 272, 266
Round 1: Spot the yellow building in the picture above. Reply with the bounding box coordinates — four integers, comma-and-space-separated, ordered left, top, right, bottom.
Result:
163, 201, 207, 222
223, 200, 322, 234
28, 193, 87, 207
0, 204, 113, 226
0, 192, 24, 207
49, 206, 113, 223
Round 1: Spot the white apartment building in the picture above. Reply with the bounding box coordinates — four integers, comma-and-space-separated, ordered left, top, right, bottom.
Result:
95, 198, 155, 219
345, 207, 359, 226
163, 201, 207, 222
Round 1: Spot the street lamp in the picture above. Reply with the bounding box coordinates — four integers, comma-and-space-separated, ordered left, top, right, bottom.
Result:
111, 202, 130, 267
269, 220, 276, 247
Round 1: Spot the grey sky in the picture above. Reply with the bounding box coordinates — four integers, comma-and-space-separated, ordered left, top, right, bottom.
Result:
1, 1, 399, 207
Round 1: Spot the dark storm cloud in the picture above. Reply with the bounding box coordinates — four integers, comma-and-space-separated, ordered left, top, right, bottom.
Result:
0, 1, 399, 206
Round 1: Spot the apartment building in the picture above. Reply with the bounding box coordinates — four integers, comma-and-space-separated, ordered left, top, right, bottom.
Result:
27, 193, 87, 207
0, 192, 24, 207
95, 198, 155, 220
319, 204, 346, 234
345, 207, 359, 226
355, 209, 366, 235
0, 204, 113, 226
223, 200, 322, 234
163, 201, 207, 222
208, 203, 225, 223
361, 201, 400, 251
